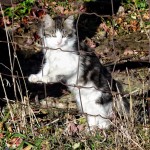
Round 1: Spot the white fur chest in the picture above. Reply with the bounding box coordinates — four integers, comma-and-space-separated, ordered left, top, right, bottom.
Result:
43, 48, 80, 78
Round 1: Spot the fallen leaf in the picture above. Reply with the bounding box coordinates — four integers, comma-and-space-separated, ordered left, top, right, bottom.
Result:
25, 38, 34, 45
86, 38, 96, 48
51, 2, 57, 6
63, 10, 69, 15
0, 122, 3, 130
117, 17, 123, 24
7, 137, 23, 149
22, 17, 29, 24
0, 133, 4, 139
79, 4, 86, 12
143, 13, 150, 20
77, 124, 85, 132
123, 48, 138, 55
100, 23, 109, 32
36, 10, 45, 18
68, 122, 78, 134
130, 20, 138, 26
55, 6, 64, 14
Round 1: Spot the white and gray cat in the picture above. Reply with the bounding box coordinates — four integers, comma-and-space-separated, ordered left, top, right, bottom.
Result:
28, 14, 129, 130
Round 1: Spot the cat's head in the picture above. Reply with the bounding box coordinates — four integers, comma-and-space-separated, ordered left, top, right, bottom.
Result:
39, 14, 76, 49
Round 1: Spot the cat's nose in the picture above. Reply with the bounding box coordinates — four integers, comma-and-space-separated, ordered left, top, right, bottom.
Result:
57, 40, 62, 45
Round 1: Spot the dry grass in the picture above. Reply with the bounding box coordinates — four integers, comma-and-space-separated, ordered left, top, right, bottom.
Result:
0, 1, 150, 150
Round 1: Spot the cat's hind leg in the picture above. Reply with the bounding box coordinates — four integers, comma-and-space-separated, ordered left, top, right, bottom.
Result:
83, 101, 113, 130
75, 87, 113, 130
78, 94, 113, 130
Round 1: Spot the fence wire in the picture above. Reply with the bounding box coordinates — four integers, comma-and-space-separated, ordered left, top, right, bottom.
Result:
0, 0, 150, 133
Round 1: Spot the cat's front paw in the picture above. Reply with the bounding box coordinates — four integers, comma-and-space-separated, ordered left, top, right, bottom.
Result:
28, 74, 39, 83
41, 76, 51, 83
97, 120, 111, 129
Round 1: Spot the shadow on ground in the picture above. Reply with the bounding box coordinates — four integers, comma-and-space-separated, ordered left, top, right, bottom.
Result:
0, 27, 149, 106
0, 28, 67, 107
0, 0, 126, 106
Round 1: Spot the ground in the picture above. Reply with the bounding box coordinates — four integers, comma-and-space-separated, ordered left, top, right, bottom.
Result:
0, 0, 150, 149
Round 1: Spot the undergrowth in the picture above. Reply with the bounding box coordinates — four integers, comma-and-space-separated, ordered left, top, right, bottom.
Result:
0, 0, 150, 149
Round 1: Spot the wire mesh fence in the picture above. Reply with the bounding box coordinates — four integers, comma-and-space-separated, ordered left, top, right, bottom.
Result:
0, 0, 150, 149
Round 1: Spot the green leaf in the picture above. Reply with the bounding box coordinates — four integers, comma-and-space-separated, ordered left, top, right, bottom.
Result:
34, 138, 43, 147
72, 142, 80, 149
11, 133, 26, 139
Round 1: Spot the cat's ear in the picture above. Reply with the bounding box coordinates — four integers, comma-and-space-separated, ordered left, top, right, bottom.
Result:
42, 14, 54, 28
65, 15, 74, 28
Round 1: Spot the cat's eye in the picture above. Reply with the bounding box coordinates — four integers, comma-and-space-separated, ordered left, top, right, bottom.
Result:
62, 29, 68, 37
44, 31, 50, 37
44, 29, 56, 37
50, 30, 56, 37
